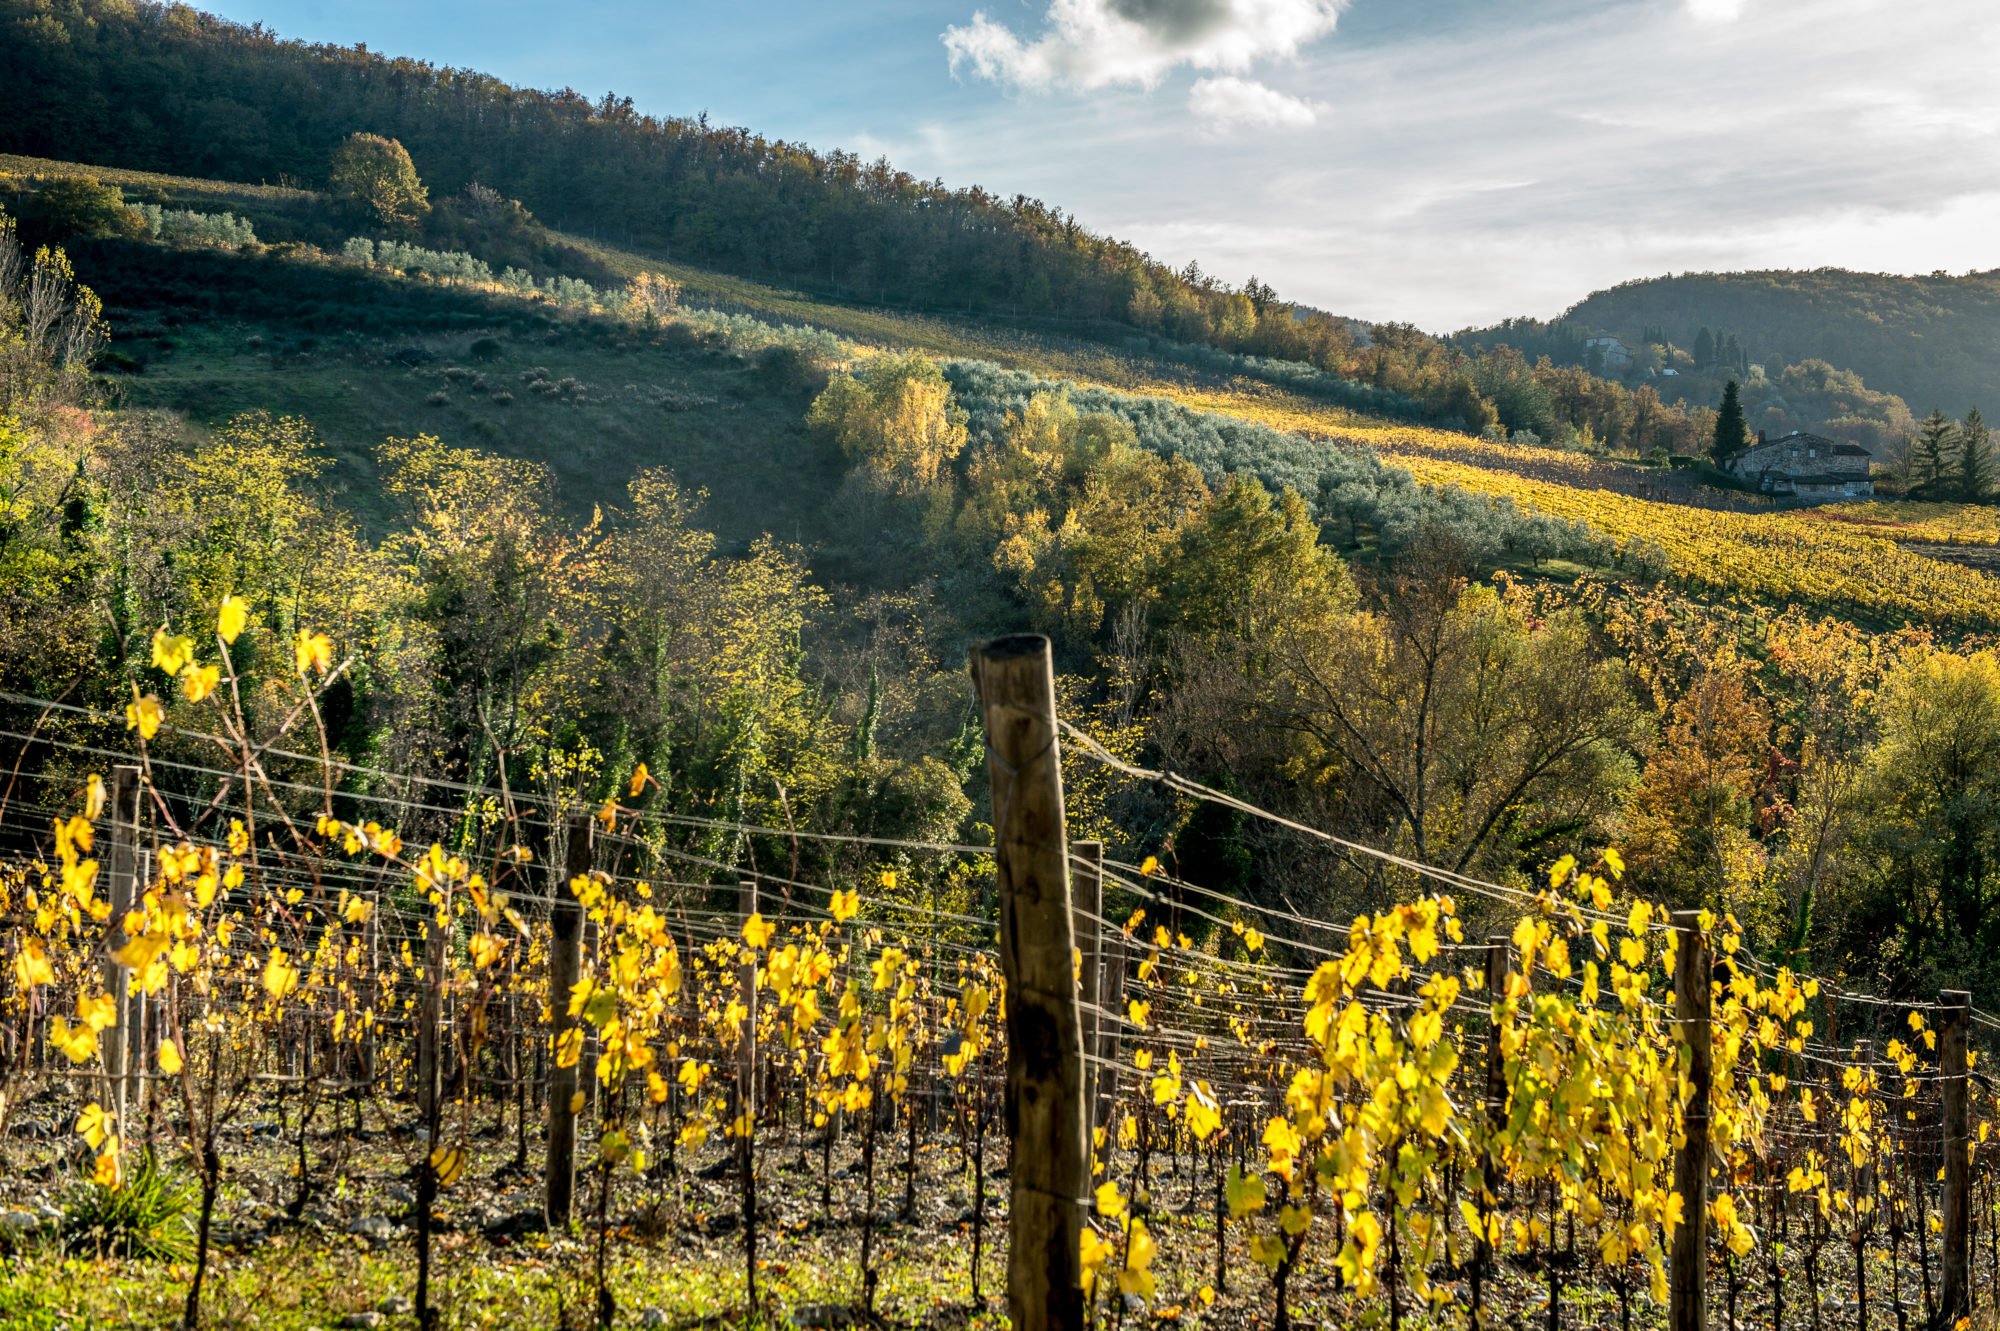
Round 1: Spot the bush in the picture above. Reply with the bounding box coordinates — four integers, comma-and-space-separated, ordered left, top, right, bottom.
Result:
135, 205, 257, 248
757, 342, 832, 395
60, 1154, 195, 1261
24, 175, 142, 241
469, 336, 502, 362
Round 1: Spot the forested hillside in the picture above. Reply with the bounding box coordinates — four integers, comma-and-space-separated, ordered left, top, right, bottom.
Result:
5, 0, 1748, 451
1561, 267, 2000, 419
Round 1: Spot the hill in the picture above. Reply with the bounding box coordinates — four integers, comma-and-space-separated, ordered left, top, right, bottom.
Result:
16, 150, 2000, 645
2, 0, 1750, 453
1559, 267, 2000, 419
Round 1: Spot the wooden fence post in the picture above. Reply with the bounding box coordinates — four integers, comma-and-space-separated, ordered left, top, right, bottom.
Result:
102, 765, 141, 1131
1478, 934, 1509, 1283
544, 813, 591, 1228
738, 877, 759, 1117
416, 929, 442, 1127
1670, 910, 1712, 1331
1098, 916, 1127, 1140
1941, 989, 1972, 1324
970, 635, 1087, 1331
1073, 841, 1103, 1151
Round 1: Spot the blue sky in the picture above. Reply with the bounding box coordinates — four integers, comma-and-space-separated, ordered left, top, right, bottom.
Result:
204, 0, 1999, 331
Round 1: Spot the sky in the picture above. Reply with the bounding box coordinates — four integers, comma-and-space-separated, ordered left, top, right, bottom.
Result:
203, 0, 2000, 331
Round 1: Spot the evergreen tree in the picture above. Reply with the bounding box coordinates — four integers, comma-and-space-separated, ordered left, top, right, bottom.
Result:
1712, 379, 1748, 458
1723, 333, 1743, 372
1959, 406, 1990, 502
1916, 408, 1956, 487
1694, 327, 1715, 368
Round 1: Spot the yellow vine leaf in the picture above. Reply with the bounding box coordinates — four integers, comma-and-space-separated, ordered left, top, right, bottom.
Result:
217, 595, 248, 644
294, 631, 333, 674
263, 949, 300, 999
181, 664, 220, 703
125, 694, 164, 741
77, 1103, 116, 1151
430, 1146, 465, 1187
150, 629, 194, 677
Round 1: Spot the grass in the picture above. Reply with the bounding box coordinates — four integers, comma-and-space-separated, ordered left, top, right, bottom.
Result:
102, 308, 843, 552
0, 152, 314, 207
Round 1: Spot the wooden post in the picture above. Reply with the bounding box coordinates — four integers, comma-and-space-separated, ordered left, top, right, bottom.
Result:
1073, 841, 1103, 1151
1670, 910, 1712, 1331
738, 877, 759, 1117
1097, 920, 1127, 1140
1478, 935, 1509, 1280
416, 910, 444, 1127
970, 635, 1087, 1331
1941, 989, 1972, 1325
102, 765, 141, 1131
544, 813, 591, 1228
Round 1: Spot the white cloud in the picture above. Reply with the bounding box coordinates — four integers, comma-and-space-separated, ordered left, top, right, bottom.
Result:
1188, 75, 1319, 128
943, 0, 1344, 93
1686, 0, 1749, 23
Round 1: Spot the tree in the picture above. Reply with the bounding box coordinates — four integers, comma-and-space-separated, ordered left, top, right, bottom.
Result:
1624, 664, 1772, 913
22, 175, 140, 241
806, 354, 967, 496
1245, 567, 1642, 882
328, 133, 429, 229
1959, 406, 1990, 502
1916, 408, 1956, 488
1711, 378, 1748, 458
1859, 648, 2000, 973
1694, 327, 1714, 368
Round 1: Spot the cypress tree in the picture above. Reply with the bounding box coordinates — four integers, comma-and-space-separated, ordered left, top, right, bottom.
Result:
1712, 378, 1748, 458
1959, 406, 1990, 502
1694, 327, 1714, 368
1917, 408, 1956, 487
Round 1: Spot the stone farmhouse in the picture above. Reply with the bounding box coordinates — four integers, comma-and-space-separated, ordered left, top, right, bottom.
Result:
1724, 430, 1874, 500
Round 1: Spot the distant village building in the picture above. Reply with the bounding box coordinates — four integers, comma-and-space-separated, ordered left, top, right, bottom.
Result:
1583, 335, 1632, 370
1724, 430, 1874, 500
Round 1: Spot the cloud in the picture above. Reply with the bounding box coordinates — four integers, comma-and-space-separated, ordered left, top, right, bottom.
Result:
1685, 0, 1749, 22
943, 0, 1344, 93
1188, 75, 1319, 129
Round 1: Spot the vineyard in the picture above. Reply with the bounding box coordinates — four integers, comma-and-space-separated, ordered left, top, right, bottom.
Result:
5, 615, 2000, 1331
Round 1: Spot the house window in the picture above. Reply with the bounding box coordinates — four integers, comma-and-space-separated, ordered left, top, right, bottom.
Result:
1809, 449, 1816, 458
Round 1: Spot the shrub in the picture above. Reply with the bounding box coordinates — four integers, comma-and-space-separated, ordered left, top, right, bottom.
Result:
491, 390, 514, 406
469, 336, 502, 362
427, 390, 450, 406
